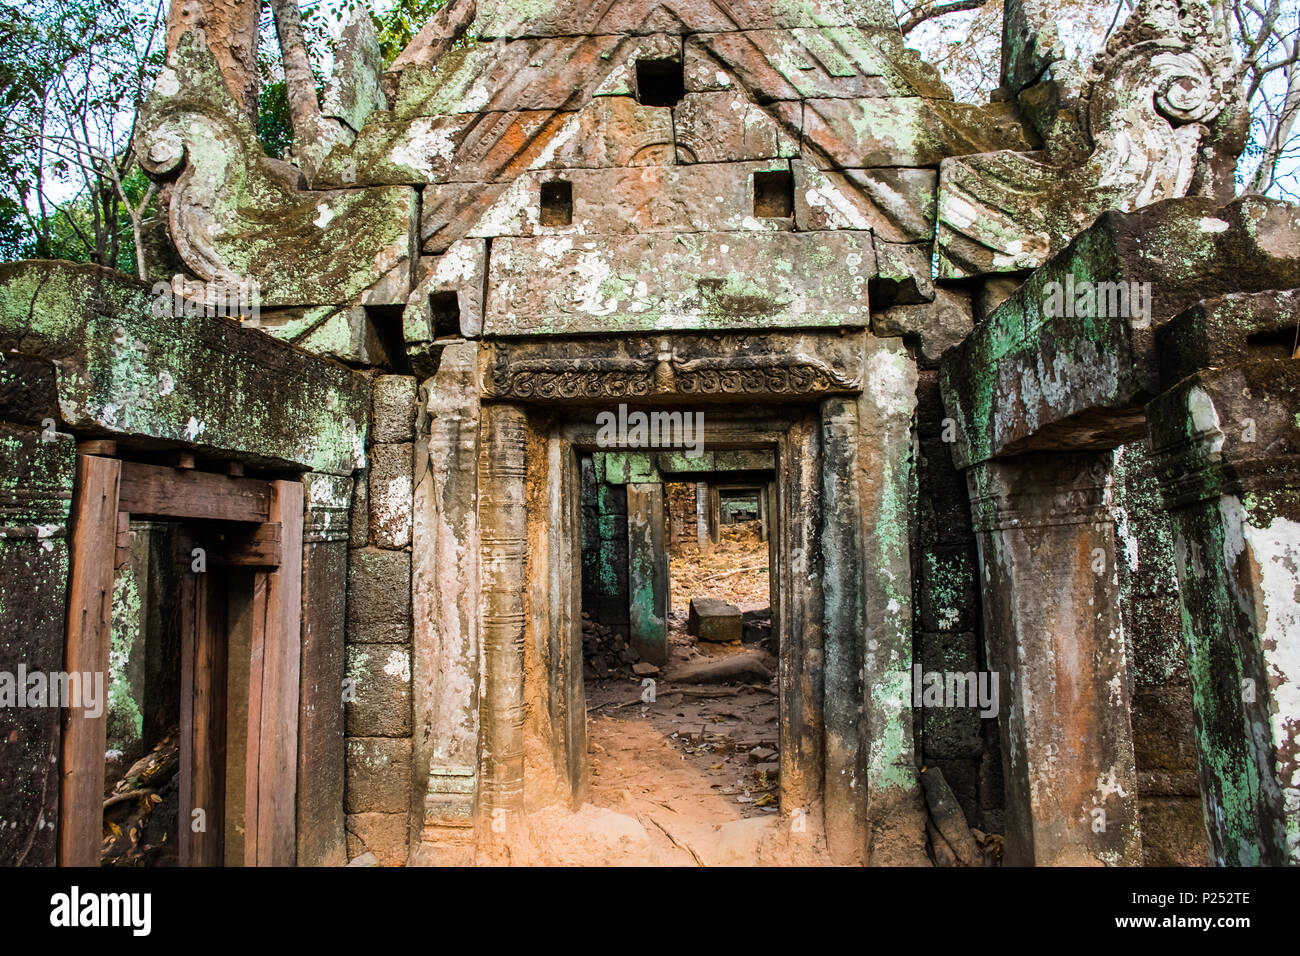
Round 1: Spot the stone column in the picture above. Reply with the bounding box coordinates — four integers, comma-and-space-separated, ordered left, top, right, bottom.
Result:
0, 425, 75, 867
478, 404, 528, 827
709, 484, 721, 545
298, 473, 352, 867
778, 415, 825, 821
627, 482, 668, 666
411, 343, 482, 864
857, 338, 928, 865
967, 451, 1142, 866
1147, 359, 1300, 865
696, 481, 709, 553
820, 397, 867, 863
540, 435, 585, 802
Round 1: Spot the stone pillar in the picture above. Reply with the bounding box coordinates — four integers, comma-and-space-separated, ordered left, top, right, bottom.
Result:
696, 481, 709, 553
539, 434, 585, 803
0, 425, 75, 867
967, 451, 1141, 866
478, 404, 528, 827
758, 482, 770, 542
709, 484, 721, 545
297, 473, 352, 867
820, 397, 867, 863
778, 415, 825, 821
627, 482, 668, 666
1147, 359, 1300, 865
411, 342, 482, 865
857, 338, 928, 865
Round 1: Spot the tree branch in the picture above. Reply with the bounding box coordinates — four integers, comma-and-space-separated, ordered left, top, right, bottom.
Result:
900, 0, 991, 36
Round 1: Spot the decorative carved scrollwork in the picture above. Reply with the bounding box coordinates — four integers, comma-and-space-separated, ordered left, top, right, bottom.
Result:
936, 0, 1245, 280
483, 334, 864, 401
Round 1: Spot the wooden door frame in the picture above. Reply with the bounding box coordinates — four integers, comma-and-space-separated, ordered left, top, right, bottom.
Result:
59, 454, 303, 866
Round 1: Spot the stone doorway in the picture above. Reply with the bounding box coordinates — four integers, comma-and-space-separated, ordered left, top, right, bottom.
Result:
580, 447, 782, 853
415, 332, 926, 865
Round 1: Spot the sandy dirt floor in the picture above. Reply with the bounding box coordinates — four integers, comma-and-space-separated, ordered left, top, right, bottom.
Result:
500, 523, 835, 865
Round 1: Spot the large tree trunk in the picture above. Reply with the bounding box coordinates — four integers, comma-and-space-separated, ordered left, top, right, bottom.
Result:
166, 0, 262, 123
267, 0, 322, 148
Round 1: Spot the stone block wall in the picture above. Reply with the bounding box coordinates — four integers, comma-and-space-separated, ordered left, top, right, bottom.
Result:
912, 369, 1003, 835
1114, 441, 1209, 866
580, 454, 631, 644
345, 374, 417, 864
0, 425, 75, 866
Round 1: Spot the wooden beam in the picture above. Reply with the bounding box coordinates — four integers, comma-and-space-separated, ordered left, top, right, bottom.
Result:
76, 439, 116, 457
253, 480, 303, 865
58, 454, 121, 866
209, 523, 282, 568
118, 460, 271, 523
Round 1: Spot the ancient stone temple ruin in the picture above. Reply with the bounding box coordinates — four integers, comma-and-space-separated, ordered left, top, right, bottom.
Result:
1, 0, 1297, 867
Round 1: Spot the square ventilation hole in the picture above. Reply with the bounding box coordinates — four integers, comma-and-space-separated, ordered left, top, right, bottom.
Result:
430, 291, 460, 339
636, 58, 685, 108
540, 180, 573, 227
754, 170, 794, 219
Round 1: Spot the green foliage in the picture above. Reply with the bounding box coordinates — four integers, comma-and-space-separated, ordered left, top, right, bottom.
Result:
0, 0, 164, 268
336, 0, 474, 67
367, 0, 451, 64
258, 80, 296, 159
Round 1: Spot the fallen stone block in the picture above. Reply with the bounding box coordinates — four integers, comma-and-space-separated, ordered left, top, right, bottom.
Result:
920, 766, 982, 866
688, 597, 743, 643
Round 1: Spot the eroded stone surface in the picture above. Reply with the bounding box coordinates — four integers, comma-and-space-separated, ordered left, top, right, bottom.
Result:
3, 0, 1289, 872
484, 231, 873, 335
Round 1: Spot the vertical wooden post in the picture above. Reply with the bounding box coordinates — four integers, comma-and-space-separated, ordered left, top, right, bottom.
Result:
179, 545, 228, 867
178, 530, 196, 865
59, 454, 121, 866
243, 576, 267, 866
252, 480, 303, 865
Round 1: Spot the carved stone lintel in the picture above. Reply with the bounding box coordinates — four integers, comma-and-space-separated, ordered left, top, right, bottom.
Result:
481, 332, 867, 403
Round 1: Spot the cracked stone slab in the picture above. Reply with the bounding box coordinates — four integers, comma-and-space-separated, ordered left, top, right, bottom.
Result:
484, 230, 873, 335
